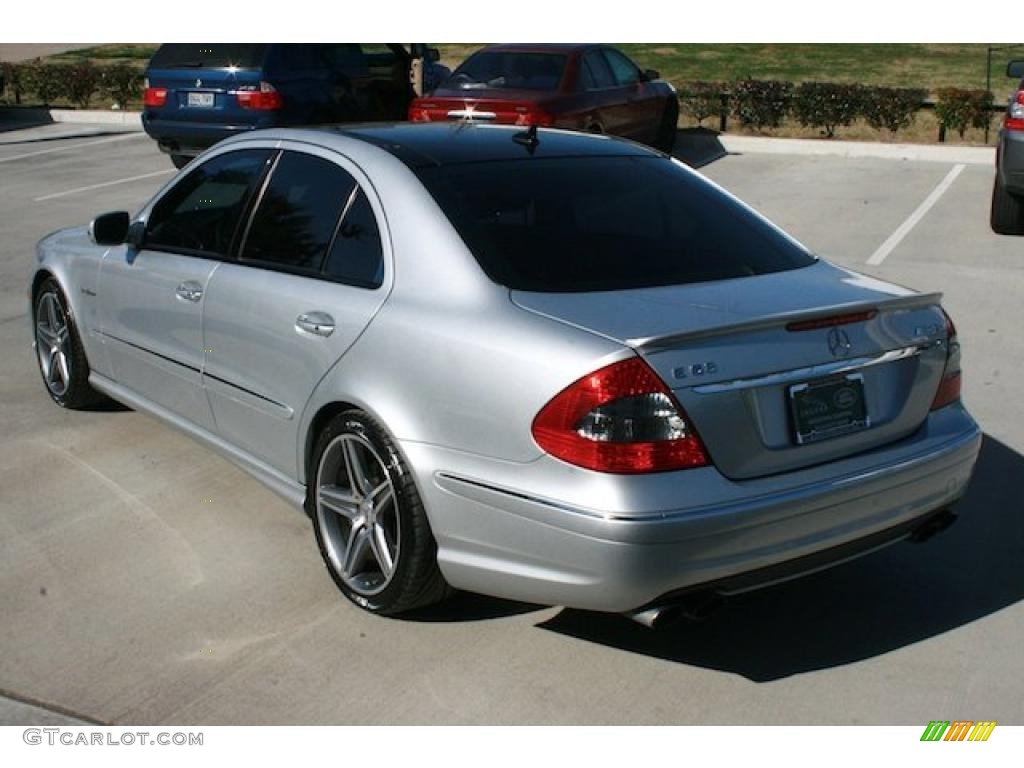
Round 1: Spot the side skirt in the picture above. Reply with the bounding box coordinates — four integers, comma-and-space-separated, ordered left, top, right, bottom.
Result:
89, 372, 307, 511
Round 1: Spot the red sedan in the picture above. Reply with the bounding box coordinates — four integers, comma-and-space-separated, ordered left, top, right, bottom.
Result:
408, 43, 679, 152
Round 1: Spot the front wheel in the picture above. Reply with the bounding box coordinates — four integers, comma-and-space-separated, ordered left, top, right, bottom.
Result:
991, 176, 1024, 235
33, 278, 102, 409
307, 410, 451, 615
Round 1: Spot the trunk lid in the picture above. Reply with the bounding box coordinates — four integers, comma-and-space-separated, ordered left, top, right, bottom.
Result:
513, 261, 951, 479
414, 89, 556, 124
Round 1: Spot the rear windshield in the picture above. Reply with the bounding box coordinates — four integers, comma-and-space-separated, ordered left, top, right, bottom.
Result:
446, 51, 566, 91
417, 156, 816, 292
149, 44, 268, 70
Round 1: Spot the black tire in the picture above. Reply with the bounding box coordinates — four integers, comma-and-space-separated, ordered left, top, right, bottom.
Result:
653, 99, 679, 153
170, 154, 191, 170
306, 410, 452, 615
33, 277, 103, 409
991, 176, 1024, 235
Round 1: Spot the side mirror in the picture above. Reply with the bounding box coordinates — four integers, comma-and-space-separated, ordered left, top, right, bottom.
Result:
642, 68, 661, 82
1008, 60, 1024, 79
89, 211, 130, 246
126, 220, 146, 250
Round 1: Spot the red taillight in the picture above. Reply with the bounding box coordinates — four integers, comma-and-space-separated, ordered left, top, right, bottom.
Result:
931, 308, 962, 410
143, 86, 167, 108
532, 357, 709, 473
513, 105, 554, 127
1006, 91, 1024, 132
235, 81, 283, 111
409, 101, 434, 122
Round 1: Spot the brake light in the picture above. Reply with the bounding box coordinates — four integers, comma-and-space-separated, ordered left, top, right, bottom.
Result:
1006, 91, 1024, 132
532, 357, 709, 473
143, 86, 167, 108
235, 81, 283, 111
409, 101, 435, 122
786, 310, 878, 332
931, 308, 962, 410
513, 105, 555, 128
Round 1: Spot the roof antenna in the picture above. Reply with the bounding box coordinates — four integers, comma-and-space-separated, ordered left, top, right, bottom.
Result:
512, 124, 540, 153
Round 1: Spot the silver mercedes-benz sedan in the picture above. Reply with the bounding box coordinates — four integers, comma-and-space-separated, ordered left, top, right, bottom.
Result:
30, 123, 981, 624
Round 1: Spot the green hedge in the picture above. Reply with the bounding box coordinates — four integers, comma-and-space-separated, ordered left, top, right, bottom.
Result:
0, 60, 143, 108
935, 87, 994, 138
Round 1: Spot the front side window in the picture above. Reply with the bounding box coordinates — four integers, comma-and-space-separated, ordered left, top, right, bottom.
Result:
417, 156, 815, 293
241, 152, 357, 272
602, 48, 641, 86
146, 149, 271, 257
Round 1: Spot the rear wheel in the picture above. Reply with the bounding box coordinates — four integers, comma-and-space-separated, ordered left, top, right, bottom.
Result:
991, 176, 1024, 235
307, 410, 451, 615
33, 278, 102, 409
170, 154, 191, 170
654, 99, 679, 153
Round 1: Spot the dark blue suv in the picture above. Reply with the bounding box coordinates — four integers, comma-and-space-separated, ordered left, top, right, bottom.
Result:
142, 43, 447, 168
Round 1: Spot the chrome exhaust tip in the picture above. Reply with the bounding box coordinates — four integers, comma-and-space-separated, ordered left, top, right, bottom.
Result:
626, 595, 724, 629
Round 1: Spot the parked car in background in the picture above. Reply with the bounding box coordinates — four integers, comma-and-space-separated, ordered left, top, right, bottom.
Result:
142, 43, 445, 168
31, 123, 979, 622
408, 44, 679, 152
992, 59, 1024, 235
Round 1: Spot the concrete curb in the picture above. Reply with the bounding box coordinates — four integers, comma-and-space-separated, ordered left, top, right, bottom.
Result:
0, 106, 142, 130
718, 135, 995, 166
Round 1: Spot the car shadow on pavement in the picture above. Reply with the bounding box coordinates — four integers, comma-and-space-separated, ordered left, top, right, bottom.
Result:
669, 127, 734, 169
403, 590, 545, 623
536, 434, 1024, 682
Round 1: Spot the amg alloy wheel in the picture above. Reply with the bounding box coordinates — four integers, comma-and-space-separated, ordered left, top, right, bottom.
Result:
33, 278, 101, 409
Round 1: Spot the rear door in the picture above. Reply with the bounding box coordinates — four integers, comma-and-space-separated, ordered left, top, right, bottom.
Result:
98, 147, 273, 430
145, 43, 267, 126
201, 145, 391, 478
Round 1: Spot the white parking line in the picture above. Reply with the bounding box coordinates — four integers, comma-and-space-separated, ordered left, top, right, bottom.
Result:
0, 133, 144, 164
866, 164, 966, 266
34, 169, 175, 202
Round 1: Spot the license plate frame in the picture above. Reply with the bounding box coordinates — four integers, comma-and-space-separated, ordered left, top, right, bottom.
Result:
187, 91, 215, 108
789, 372, 870, 445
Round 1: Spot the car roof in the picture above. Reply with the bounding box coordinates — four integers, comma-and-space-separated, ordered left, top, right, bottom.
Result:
476, 43, 596, 54
262, 122, 659, 168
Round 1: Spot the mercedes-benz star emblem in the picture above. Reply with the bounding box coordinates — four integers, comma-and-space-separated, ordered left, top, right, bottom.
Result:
195, 78, 203, 88
827, 327, 853, 358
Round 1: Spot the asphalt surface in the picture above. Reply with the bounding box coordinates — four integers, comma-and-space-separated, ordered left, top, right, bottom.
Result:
0, 125, 1022, 725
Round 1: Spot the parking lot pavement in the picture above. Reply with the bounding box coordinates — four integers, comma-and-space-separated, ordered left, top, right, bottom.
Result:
1, 123, 1022, 725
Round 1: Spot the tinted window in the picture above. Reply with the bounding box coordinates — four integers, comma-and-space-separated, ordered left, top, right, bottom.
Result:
324, 190, 384, 288
278, 44, 320, 70
417, 156, 815, 292
146, 149, 271, 257
581, 50, 615, 90
447, 51, 566, 91
149, 44, 267, 70
241, 152, 356, 271
602, 48, 640, 86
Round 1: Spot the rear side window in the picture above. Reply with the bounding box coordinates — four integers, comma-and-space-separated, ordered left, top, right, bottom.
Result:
449, 51, 566, 91
417, 156, 815, 292
146, 149, 271, 257
148, 44, 267, 70
581, 50, 615, 90
241, 152, 356, 272
323, 190, 384, 288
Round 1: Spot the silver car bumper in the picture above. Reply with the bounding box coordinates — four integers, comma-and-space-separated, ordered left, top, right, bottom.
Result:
408, 403, 981, 613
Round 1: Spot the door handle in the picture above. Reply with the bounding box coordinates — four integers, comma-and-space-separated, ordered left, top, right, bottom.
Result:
296, 311, 335, 337
175, 281, 203, 302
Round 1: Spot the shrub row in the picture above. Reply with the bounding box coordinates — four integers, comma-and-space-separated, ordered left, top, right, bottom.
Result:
678, 80, 993, 138
0, 61, 143, 109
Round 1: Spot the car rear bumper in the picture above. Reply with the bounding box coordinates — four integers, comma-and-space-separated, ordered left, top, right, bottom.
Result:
141, 114, 279, 155
409, 403, 981, 613
997, 128, 1024, 194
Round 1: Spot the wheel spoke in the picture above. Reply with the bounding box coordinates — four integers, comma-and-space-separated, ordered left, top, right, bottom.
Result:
367, 479, 393, 507
370, 523, 394, 577
318, 483, 360, 521
36, 322, 57, 347
45, 348, 59, 384
342, 439, 372, 497
55, 351, 70, 386
45, 295, 60, 332
341, 524, 370, 577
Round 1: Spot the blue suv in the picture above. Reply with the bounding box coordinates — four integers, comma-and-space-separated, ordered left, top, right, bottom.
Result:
142, 43, 448, 168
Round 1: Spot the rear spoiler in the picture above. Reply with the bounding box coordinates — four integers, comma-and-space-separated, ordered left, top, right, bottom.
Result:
630, 292, 944, 350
